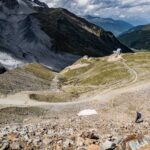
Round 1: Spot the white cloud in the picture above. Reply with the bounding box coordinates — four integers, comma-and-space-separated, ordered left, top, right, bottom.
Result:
76, 0, 89, 6
40, 0, 150, 25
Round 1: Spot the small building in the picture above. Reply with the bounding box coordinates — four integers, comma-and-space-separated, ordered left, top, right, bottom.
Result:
83, 55, 88, 60
113, 48, 122, 57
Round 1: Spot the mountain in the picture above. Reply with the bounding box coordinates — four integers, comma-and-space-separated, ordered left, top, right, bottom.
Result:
0, 0, 132, 71
119, 24, 150, 50
84, 15, 133, 36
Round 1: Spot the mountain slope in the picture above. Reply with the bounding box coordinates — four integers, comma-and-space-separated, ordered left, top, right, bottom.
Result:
0, 63, 54, 94
119, 24, 150, 50
84, 15, 133, 36
0, 0, 132, 71
34, 8, 131, 56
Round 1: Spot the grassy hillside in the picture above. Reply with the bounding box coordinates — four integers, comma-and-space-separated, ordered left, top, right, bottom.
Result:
23, 64, 54, 81
58, 52, 150, 95
119, 24, 150, 50
61, 52, 150, 86
30, 56, 130, 103
122, 52, 150, 80
1, 52, 150, 102
60, 57, 130, 86
0, 64, 54, 94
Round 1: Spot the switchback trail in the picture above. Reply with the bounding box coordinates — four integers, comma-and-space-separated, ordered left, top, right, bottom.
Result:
120, 59, 138, 84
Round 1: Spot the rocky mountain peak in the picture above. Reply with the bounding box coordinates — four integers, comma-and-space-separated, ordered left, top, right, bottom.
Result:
0, 0, 19, 9
0, 0, 48, 11
29, 0, 48, 8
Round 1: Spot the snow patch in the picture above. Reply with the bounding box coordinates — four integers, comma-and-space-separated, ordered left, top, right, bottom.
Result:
78, 109, 98, 116
0, 51, 24, 69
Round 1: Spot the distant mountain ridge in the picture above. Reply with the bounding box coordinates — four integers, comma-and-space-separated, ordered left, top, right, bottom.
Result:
84, 15, 133, 36
0, 0, 132, 71
34, 8, 131, 55
119, 24, 150, 50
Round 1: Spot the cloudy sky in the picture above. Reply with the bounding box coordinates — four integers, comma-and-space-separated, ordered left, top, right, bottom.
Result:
41, 0, 150, 25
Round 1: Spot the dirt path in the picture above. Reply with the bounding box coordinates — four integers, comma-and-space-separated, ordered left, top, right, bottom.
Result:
66, 63, 89, 70
50, 74, 60, 92
108, 54, 138, 84
120, 59, 138, 84
0, 92, 50, 108
0, 80, 149, 109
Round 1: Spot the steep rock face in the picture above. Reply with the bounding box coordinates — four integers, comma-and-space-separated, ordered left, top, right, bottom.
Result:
0, 0, 78, 71
0, 0, 47, 10
119, 24, 150, 50
0, 0, 19, 9
0, 0, 132, 71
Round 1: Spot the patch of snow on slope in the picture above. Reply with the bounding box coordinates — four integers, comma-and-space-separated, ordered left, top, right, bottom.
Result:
78, 109, 98, 116
0, 51, 24, 69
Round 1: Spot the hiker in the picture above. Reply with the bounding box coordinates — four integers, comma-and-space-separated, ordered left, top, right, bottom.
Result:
135, 112, 143, 123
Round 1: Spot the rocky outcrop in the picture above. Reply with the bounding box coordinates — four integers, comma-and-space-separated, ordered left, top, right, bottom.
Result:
0, 64, 6, 74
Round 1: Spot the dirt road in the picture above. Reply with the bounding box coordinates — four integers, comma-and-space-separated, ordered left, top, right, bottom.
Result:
0, 80, 149, 109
